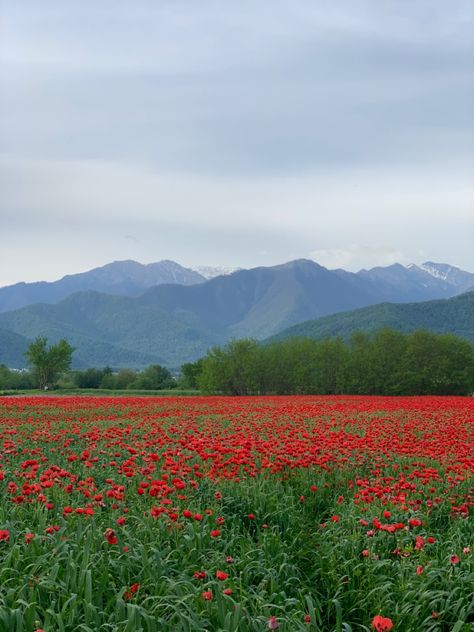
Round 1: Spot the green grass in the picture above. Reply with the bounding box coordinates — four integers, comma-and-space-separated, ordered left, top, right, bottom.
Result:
0, 388, 201, 397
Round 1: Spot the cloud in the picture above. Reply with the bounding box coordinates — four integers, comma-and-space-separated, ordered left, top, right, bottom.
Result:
309, 246, 409, 271
0, 0, 473, 283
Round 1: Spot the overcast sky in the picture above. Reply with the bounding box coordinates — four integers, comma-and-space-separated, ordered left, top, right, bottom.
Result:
1, 0, 473, 285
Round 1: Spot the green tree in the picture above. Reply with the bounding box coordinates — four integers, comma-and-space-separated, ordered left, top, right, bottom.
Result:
25, 337, 75, 389
198, 339, 260, 395
180, 359, 204, 389
131, 365, 176, 390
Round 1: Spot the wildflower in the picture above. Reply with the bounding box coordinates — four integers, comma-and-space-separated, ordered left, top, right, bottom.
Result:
201, 590, 212, 601
105, 528, 118, 545
463, 547, 470, 554
0, 530, 10, 541
371, 615, 394, 631
124, 582, 140, 600
223, 588, 233, 595
210, 529, 221, 538
268, 616, 279, 630
414, 536, 425, 550
416, 565, 424, 575
450, 554, 460, 565
215, 570, 228, 580
193, 571, 206, 580
25, 533, 35, 544
304, 614, 311, 623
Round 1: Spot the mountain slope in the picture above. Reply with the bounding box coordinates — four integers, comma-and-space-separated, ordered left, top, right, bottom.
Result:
0, 328, 31, 369
0, 260, 472, 369
0, 259, 382, 367
268, 292, 474, 343
0, 260, 205, 313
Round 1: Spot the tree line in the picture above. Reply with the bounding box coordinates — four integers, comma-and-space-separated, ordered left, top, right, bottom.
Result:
0, 336, 178, 391
188, 328, 474, 396
1, 329, 473, 395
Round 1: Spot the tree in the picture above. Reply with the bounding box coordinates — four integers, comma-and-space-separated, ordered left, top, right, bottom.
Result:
180, 359, 204, 389
25, 337, 75, 389
130, 364, 176, 390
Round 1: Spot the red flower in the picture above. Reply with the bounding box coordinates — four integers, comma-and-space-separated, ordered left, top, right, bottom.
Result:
201, 590, 212, 601
450, 554, 460, 564
210, 529, 221, 538
105, 528, 118, 545
268, 616, 279, 630
24, 533, 34, 544
215, 570, 228, 580
416, 565, 424, 575
371, 615, 394, 631
124, 582, 140, 600
193, 571, 206, 580
0, 530, 10, 541
223, 588, 233, 595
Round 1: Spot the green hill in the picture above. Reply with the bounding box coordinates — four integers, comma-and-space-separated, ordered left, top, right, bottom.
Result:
0, 328, 31, 368
268, 292, 474, 343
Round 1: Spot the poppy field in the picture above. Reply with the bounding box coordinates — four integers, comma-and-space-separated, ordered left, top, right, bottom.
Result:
0, 395, 473, 632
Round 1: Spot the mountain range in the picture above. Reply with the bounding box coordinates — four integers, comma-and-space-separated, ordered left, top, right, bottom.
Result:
268, 292, 474, 344
0, 258, 472, 369
0, 260, 206, 313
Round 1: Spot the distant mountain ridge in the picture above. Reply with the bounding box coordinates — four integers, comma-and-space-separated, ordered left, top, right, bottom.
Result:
0, 258, 472, 369
268, 292, 474, 344
1, 258, 473, 314
0, 260, 206, 313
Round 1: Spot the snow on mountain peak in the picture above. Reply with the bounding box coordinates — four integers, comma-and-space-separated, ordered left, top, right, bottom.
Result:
192, 266, 241, 279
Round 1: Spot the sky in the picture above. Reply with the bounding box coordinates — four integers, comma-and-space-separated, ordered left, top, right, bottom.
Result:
1, 0, 473, 286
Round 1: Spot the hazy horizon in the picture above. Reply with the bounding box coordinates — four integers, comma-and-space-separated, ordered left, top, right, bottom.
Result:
1, 255, 473, 289
1, 1, 473, 286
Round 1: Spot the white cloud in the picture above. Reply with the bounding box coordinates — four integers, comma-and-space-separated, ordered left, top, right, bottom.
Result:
309, 246, 409, 271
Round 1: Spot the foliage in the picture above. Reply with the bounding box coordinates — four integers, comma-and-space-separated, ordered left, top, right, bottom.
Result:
193, 328, 474, 395
25, 336, 75, 389
270, 291, 474, 344
129, 364, 176, 390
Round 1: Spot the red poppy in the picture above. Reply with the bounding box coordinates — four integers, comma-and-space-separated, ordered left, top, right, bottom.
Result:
371, 615, 394, 631
105, 528, 118, 545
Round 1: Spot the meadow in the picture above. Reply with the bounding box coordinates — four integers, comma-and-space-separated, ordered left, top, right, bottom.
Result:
0, 395, 472, 631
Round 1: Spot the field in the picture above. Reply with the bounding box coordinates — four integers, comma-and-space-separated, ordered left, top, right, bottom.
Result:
0, 396, 473, 632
